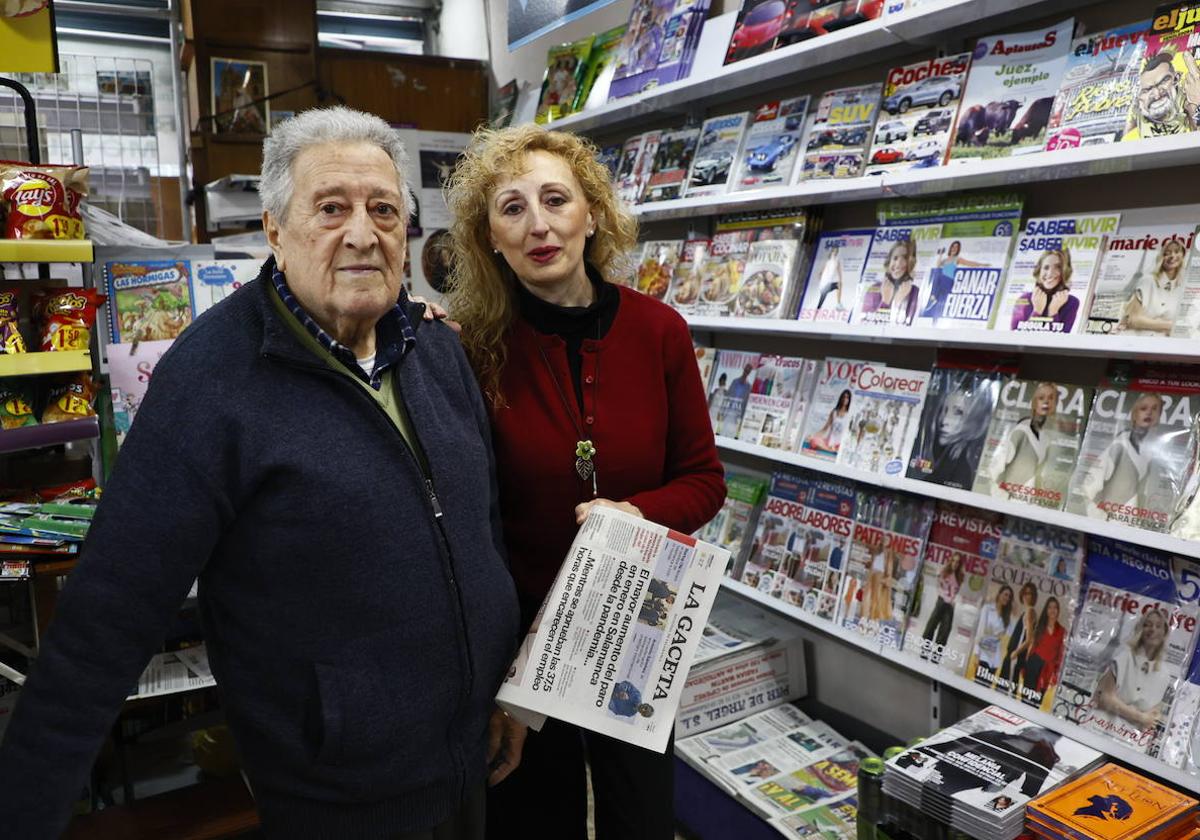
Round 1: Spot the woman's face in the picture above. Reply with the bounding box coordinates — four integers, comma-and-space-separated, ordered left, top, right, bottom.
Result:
886, 246, 909, 280
1021, 584, 1037, 606
1132, 395, 1164, 429
1046, 600, 1059, 623
1142, 610, 1167, 648
1032, 385, 1058, 418
948, 241, 961, 256
937, 392, 970, 445
998, 587, 1012, 608
1036, 253, 1064, 290
1163, 241, 1186, 272
487, 149, 594, 294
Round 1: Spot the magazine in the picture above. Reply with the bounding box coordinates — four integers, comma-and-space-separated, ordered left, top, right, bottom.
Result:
793, 478, 857, 622
697, 469, 769, 580
738, 356, 812, 449
707, 349, 761, 438
1064, 365, 1200, 532
724, 0, 785, 64
574, 25, 626, 112
615, 133, 649, 205
851, 223, 943, 327
735, 239, 803, 319
608, 0, 711, 100
101, 247, 209, 344
693, 343, 717, 394
864, 52, 972, 175
667, 238, 710, 316
627, 131, 663, 206
836, 489, 935, 650
108, 339, 174, 447
973, 379, 1093, 511
496, 506, 727, 753
906, 360, 1012, 491
635, 240, 683, 301
996, 213, 1121, 334
750, 741, 874, 817
641, 127, 700, 203
741, 471, 810, 597
685, 113, 749, 198
1124, 3, 1200, 141
798, 357, 872, 463
696, 210, 812, 317
598, 144, 623, 180
534, 35, 594, 124
903, 502, 1001, 675
836, 363, 930, 478
733, 97, 811, 191
1045, 22, 1150, 150
1051, 537, 1200, 756
796, 229, 874, 324
191, 259, 257, 318
967, 555, 1080, 712
1082, 204, 1200, 337
797, 84, 883, 182
1163, 643, 1200, 776
780, 358, 820, 452
948, 20, 1075, 162
1028, 763, 1199, 840
996, 517, 1086, 583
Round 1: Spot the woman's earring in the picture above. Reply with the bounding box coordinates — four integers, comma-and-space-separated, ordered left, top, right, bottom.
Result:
493, 248, 500, 254
587, 229, 595, 237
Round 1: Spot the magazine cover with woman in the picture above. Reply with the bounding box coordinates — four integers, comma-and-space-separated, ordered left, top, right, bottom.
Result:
836, 363, 930, 478
836, 489, 935, 650
798, 357, 872, 463
796, 229, 874, 324
741, 471, 810, 596
967, 554, 1079, 712
903, 502, 1001, 676
781, 477, 856, 617
852, 225, 943, 328
738, 355, 812, 449
1052, 537, 1200, 756
906, 359, 1014, 490
1064, 365, 1200, 533
996, 517, 1086, 583
973, 378, 1093, 511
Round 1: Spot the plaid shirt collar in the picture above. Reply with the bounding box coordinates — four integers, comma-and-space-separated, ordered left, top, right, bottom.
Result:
271, 264, 416, 389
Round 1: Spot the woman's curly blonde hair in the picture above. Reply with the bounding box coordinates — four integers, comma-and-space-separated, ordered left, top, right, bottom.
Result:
445, 124, 639, 405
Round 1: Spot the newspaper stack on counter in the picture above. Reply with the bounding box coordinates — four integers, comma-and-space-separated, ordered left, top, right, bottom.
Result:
496, 506, 727, 752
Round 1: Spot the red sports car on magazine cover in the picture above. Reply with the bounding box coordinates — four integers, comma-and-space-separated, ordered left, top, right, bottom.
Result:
726, 0, 787, 62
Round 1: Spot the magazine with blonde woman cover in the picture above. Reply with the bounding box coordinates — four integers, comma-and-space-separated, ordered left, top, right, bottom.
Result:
973, 379, 1093, 511
835, 363, 930, 478
1064, 364, 1200, 533
903, 502, 1001, 676
798, 357, 873, 463
836, 489, 935, 650
1051, 537, 1200, 756
967, 555, 1079, 713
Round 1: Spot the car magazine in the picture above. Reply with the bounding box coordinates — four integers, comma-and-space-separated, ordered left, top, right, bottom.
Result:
684, 112, 749, 198
797, 84, 883, 181
733, 97, 811, 191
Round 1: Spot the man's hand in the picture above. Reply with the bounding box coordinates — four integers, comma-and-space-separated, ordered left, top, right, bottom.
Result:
487, 708, 526, 786
408, 295, 462, 334
575, 498, 643, 525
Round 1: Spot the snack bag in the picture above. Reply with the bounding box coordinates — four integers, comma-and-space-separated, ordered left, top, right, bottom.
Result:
0, 162, 88, 240
35, 288, 105, 352
0, 379, 36, 430
0, 287, 25, 354
41, 373, 98, 424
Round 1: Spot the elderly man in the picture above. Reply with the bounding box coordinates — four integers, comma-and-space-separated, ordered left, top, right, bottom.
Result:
0, 106, 523, 839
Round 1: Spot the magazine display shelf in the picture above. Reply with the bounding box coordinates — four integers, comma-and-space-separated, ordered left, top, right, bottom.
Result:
551, 0, 1095, 135
0, 240, 95, 264
0, 349, 93, 377
631, 133, 1200, 222
714, 435, 1200, 561
721, 577, 1200, 793
688, 317, 1200, 363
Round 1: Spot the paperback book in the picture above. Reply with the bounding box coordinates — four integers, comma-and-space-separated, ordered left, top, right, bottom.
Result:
708, 349, 761, 438
796, 229, 874, 324
738, 355, 812, 449
948, 20, 1075, 162
101, 249, 203, 344
836, 363, 930, 478
865, 52, 972, 175
733, 97, 811, 191
973, 378, 1093, 511
1044, 22, 1150, 150
1052, 537, 1200, 756
798, 357, 872, 463
741, 471, 810, 597
1124, 3, 1200, 141
836, 489, 935, 650
798, 84, 883, 182
635, 240, 683, 302
685, 112, 749, 198
997, 213, 1121, 335
641, 127, 700, 203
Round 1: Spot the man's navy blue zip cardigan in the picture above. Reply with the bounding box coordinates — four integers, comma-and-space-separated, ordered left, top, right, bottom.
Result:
0, 261, 520, 839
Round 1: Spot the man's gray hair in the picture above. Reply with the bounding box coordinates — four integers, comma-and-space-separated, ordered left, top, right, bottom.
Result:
260, 106, 412, 221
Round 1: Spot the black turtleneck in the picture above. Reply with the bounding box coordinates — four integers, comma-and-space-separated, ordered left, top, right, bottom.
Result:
516, 264, 620, 411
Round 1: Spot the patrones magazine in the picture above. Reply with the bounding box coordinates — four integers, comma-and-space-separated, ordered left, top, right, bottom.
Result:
496, 506, 727, 753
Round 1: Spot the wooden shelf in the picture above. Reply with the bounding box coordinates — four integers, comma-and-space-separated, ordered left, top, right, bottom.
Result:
0, 240, 94, 264
0, 350, 92, 377
721, 577, 1200, 794
714, 435, 1200, 561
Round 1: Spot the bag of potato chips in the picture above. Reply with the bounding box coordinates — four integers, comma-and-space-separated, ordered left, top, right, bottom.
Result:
41, 373, 98, 424
0, 162, 88, 240
0, 379, 36, 430
0, 287, 25, 354
34, 288, 104, 352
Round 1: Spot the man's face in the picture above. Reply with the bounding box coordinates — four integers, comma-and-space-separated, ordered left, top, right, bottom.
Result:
265, 141, 407, 339
1139, 62, 1181, 124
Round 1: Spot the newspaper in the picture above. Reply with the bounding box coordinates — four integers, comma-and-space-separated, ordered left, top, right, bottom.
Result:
128, 645, 216, 700
675, 702, 812, 768
496, 506, 727, 753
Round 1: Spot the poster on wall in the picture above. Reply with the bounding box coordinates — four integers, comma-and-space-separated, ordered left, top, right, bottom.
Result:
0, 0, 58, 73
210, 57, 269, 134
393, 129, 471, 233
508, 0, 621, 51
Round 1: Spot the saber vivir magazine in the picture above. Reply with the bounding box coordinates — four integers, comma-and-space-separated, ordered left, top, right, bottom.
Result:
1125, 3, 1200, 141
740, 470, 809, 597
797, 84, 883, 182
666, 238, 709, 316
865, 52, 972, 175
737, 355, 813, 449
906, 357, 1015, 491
1045, 22, 1150, 151
973, 378, 1093, 511
1051, 537, 1200, 756
836, 363, 930, 478
798, 357, 873, 463
1082, 204, 1200, 337
1065, 364, 1200, 532
852, 199, 948, 328
967, 550, 1080, 712
796, 228, 874, 324
836, 489, 935, 650
996, 212, 1121, 335
707, 349, 761, 438
733, 97, 811, 192
634, 240, 682, 302
685, 112, 749, 198
903, 502, 1001, 675
948, 20, 1075, 162
996, 517, 1086, 584
696, 468, 768, 580
794, 478, 857, 622
640, 127, 700, 203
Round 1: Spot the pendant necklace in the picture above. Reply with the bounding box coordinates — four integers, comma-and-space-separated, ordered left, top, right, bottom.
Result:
536, 341, 598, 498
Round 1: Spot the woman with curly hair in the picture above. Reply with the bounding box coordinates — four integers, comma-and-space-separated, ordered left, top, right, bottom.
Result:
445, 125, 725, 839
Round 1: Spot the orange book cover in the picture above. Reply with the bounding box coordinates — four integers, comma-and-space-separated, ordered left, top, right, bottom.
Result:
1027, 812, 1197, 840
1029, 763, 1197, 840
